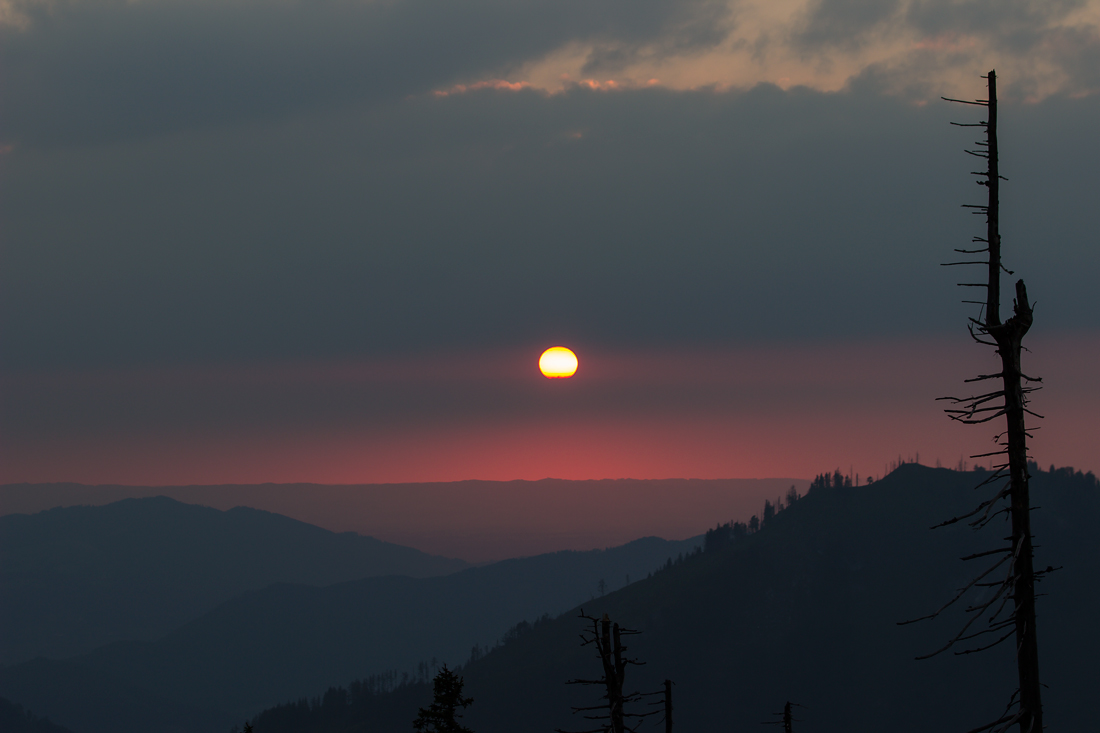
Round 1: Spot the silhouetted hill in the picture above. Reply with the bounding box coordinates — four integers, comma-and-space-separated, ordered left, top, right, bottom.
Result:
0, 533, 701, 733
245, 464, 1100, 732
0, 696, 73, 733
0, 497, 468, 664
0, 478, 807, 562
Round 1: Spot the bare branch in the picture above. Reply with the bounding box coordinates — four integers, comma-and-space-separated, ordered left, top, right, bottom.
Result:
899, 552, 1010, 626
960, 547, 1012, 561
956, 629, 1015, 655
964, 711, 1021, 733
942, 96, 990, 106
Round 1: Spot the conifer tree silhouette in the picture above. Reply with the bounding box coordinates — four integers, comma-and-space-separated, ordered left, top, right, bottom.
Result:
413, 664, 474, 733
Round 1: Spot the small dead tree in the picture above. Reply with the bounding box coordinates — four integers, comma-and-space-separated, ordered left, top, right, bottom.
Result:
661, 680, 672, 733
640, 679, 674, 733
557, 612, 662, 733
762, 701, 801, 733
900, 70, 1050, 733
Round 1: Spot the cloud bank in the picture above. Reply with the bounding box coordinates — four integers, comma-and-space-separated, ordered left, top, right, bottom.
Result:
2, 0, 1098, 148
4, 84, 1097, 372
2, 0, 1098, 482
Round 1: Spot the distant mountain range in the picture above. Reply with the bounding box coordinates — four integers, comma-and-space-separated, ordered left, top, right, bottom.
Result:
0, 478, 806, 562
242, 464, 1100, 733
0, 497, 468, 664
0, 498, 701, 733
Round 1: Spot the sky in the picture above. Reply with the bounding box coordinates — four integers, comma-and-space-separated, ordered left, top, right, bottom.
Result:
2, 0, 1098, 486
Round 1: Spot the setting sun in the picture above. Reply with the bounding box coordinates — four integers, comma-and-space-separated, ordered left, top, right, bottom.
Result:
539, 347, 578, 378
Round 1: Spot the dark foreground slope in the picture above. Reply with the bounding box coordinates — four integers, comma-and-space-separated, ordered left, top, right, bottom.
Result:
0, 697, 74, 733
250, 464, 1100, 733
0, 533, 701, 733
0, 497, 468, 664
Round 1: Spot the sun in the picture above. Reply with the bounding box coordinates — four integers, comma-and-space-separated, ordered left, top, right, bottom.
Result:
539, 346, 578, 378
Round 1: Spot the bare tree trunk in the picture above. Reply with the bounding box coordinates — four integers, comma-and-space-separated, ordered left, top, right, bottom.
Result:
560, 612, 658, 733
982, 71, 1043, 733
996, 292, 1041, 732
906, 69, 1045, 733
984, 71, 1001, 326
593, 615, 626, 733
663, 680, 672, 733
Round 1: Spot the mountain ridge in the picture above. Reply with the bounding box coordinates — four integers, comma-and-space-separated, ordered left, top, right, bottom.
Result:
241, 464, 1100, 733
0, 528, 702, 733
0, 496, 468, 664
0, 477, 808, 562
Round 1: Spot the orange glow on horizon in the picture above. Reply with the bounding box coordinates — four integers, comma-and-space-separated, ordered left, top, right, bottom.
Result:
539, 346, 578, 378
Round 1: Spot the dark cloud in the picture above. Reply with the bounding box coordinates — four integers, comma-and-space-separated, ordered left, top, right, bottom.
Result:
1043, 25, 1100, 93
580, 0, 733, 75
844, 53, 976, 102
2, 82, 1097, 374
0, 0, 734, 147
791, 0, 1091, 85
793, 0, 904, 52
903, 0, 1085, 49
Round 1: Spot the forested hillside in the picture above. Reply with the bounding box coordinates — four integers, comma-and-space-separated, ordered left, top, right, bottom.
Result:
243, 464, 1100, 733
0, 531, 700, 733
0, 697, 73, 733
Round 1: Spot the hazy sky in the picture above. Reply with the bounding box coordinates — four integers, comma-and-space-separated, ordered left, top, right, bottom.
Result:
2, 0, 1098, 484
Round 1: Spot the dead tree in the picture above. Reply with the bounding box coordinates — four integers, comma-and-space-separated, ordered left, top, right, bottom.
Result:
641, 679, 673, 733
557, 612, 662, 733
662, 680, 672, 733
762, 701, 801, 732
900, 70, 1049, 733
